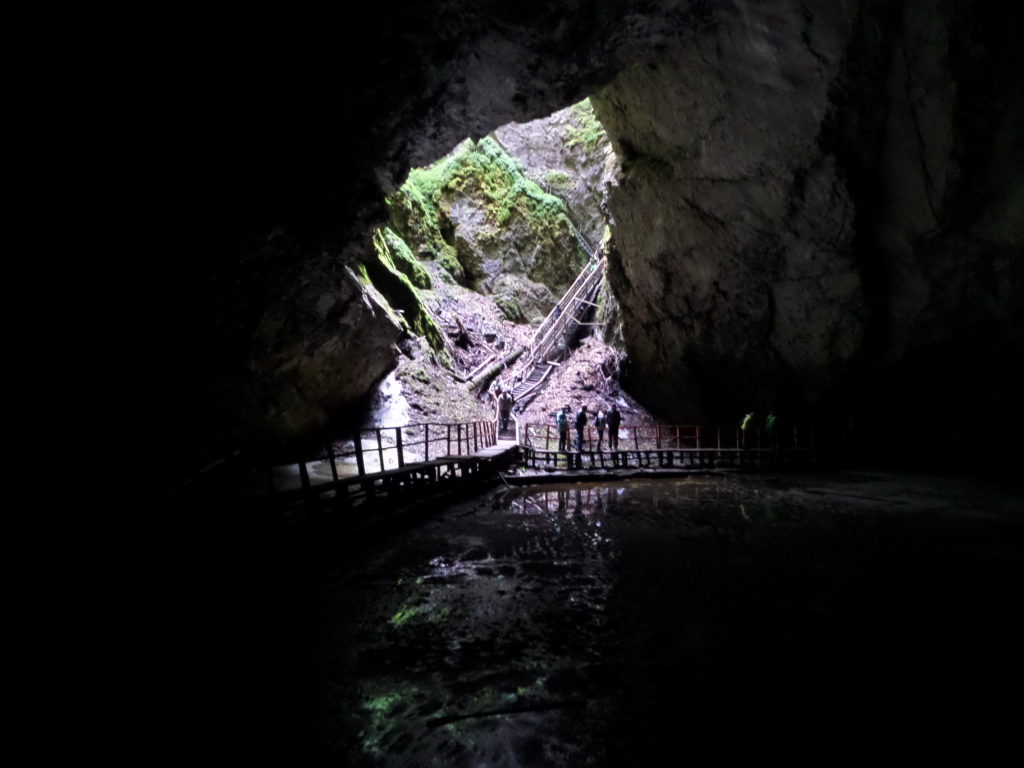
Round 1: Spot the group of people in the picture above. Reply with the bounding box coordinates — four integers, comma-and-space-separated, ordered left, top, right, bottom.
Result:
740, 409, 777, 447
556, 403, 622, 452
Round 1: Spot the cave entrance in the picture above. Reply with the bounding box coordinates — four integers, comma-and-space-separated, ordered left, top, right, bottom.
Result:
359, 97, 625, 436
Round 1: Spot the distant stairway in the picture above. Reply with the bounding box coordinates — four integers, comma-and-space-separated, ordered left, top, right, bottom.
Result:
510, 254, 606, 411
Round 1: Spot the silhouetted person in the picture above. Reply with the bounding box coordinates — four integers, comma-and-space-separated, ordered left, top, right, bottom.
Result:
556, 407, 569, 452
607, 404, 621, 450
498, 389, 514, 432
575, 405, 588, 451
594, 408, 607, 450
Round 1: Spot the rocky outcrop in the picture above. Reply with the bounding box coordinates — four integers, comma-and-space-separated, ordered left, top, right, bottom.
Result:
591, 0, 1022, 446
243, 250, 403, 437
387, 136, 588, 306
493, 99, 618, 248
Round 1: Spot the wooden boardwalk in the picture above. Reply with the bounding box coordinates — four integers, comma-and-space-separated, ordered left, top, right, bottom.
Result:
517, 445, 818, 478
179, 416, 831, 521
261, 440, 521, 514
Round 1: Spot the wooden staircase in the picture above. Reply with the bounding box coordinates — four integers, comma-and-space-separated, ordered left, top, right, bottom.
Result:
510, 254, 606, 411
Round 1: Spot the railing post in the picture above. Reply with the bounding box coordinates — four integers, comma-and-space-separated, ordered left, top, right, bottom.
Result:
447, 424, 452, 456
299, 460, 311, 506
457, 424, 463, 455
376, 428, 385, 472
328, 440, 339, 482
354, 431, 366, 477
396, 427, 405, 468
474, 422, 479, 452
634, 426, 640, 451
424, 424, 430, 461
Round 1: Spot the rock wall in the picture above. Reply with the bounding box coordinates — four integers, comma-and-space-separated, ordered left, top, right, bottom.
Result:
592, 0, 1022, 451
242, 240, 405, 436
594, 1, 868, 420
388, 137, 588, 321
493, 99, 618, 248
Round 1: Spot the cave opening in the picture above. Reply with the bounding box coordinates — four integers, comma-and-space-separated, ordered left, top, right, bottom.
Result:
353, 96, 635, 441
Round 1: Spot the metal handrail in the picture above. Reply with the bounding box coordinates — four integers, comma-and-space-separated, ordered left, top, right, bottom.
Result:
529, 256, 606, 364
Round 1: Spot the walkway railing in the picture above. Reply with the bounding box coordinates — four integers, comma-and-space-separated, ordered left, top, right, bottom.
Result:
523, 422, 817, 452
258, 420, 498, 491
527, 255, 606, 366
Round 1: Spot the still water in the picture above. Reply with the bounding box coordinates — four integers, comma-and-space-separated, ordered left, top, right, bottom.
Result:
263, 472, 1023, 766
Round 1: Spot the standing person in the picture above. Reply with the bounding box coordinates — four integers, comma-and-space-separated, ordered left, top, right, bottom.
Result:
594, 407, 607, 450
765, 410, 777, 444
556, 406, 569, 452
498, 388, 514, 431
575, 405, 588, 451
606, 404, 621, 450
741, 410, 755, 449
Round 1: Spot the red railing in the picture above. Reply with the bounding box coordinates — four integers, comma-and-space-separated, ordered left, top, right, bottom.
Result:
522, 423, 815, 452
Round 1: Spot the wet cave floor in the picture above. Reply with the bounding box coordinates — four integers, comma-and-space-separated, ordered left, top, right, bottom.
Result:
171, 472, 1024, 766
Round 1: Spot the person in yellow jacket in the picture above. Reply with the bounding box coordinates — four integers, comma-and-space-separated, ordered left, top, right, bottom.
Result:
741, 411, 755, 449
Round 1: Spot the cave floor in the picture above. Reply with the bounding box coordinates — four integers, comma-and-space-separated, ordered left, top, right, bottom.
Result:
167, 471, 1024, 767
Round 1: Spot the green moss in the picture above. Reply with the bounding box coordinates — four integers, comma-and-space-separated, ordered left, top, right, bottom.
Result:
437, 243, 464, 282
389, 606, 418, 628
494, 294, 526, 323
376, 227, 432, 289
386, 136, 586, 292
360, 685, 421, 757
365, 228, 450, 364
354, 262, 372, 286
545, 169, 572, 190
565, 97, 608, 154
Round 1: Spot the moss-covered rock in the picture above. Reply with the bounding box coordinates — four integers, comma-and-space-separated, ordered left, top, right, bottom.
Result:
366, 228, 451, 367
491, 273, 557, 324
376, 227, 432, 289
386, 136, 586, 295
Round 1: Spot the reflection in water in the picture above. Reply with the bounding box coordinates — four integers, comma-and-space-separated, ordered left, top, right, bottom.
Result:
276, 475, 1024, 767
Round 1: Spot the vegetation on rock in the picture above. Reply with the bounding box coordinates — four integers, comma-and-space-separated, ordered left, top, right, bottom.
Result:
564, 98, 607, 155
366, 228, 451, 365
386, 136, 586, 296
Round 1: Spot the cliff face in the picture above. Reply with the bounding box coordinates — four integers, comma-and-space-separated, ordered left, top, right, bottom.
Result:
593, 0, 1022, 445
493, 99, 618, 249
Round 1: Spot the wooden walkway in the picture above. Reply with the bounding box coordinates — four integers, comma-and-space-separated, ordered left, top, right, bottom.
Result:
518, 445, 818, 476
179, 416, 831, 522
261, 440, 521, 514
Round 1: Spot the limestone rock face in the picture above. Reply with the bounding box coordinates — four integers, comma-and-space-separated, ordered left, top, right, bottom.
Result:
494, 99, 618, 249
586, 0, 1022, 442
594, 2, 868, 419
243, 252, 403, 437
389, 137, 588, 310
